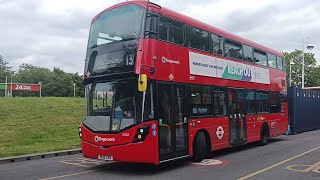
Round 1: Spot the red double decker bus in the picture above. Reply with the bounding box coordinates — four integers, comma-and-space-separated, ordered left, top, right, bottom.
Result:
80, 0, 288, 164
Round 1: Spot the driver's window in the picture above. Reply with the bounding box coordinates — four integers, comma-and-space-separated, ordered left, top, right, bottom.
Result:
114, 88, 135, 118
93, 91, 113, 110
91, 83, 113, 116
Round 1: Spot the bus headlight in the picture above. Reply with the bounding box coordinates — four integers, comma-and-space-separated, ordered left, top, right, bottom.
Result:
133, 125, 150, 143
78, 126, 82, 139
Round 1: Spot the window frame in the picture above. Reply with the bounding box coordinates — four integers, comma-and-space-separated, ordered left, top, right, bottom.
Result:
267, 53, 277, 69
254, 48, 268, 67
152, 14, 283, 70
189, 84, 213, 117
213, 86, 227, 117
242, 44, 254, 63
185, 24, 210, 52
224, 38, 244, 60
210, 33, 224, 56
245, 89, 256, 115
276, 56, 284, 71
255, 90, 270, 114
144, 10, 160, 39
269, 91, 281, 114
158, 15, 184, 46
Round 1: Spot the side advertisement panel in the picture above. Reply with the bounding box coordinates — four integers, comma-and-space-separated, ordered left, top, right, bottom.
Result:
189, 51, 270, 84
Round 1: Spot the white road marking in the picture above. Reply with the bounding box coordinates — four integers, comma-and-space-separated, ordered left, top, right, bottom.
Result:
238, 146, 320, 180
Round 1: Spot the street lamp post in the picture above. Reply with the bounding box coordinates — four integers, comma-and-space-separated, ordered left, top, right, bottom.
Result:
39, 81, 42, 98
10, 75, 12, 98
302, 37, 314, 89
73, 83, 76, 97
5, 76, 7, 98
289, 61, 295, 87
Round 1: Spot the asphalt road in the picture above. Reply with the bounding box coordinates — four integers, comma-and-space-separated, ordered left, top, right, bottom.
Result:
1, 129, 320, 180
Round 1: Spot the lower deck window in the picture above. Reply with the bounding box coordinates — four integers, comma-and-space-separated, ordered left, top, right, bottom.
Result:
256, 91, 270, 113
213, 89, 227, 116
190, 85, 212, 116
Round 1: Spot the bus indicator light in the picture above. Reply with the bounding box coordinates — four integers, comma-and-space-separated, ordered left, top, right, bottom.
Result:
192, 122, 196, 127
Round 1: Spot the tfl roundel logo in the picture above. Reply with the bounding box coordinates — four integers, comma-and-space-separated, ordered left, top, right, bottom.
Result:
216, 126, 224, 139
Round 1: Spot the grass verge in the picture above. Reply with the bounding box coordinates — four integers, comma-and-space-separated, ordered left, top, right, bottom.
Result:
0, 97, 84, 158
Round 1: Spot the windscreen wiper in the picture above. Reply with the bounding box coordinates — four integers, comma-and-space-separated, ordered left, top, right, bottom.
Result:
121, 36, 136, 41
90, 44, 98, 49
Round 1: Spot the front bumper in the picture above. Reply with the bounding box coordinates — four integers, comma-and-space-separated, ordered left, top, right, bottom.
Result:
81, 122, 159, 164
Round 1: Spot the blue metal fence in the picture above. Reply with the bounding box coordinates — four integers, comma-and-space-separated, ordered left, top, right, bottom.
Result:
288, 87, 320, 134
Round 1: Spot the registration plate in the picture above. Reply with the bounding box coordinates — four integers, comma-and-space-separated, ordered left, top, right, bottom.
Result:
98, 155, 113, 161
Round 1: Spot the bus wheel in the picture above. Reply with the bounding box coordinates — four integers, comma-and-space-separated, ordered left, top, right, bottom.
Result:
192, 131, 206, 162
259, 125, 269, 146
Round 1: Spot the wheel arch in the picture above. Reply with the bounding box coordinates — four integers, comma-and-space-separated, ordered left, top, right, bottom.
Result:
261, 122, 270, 136
192, 129, 212, 157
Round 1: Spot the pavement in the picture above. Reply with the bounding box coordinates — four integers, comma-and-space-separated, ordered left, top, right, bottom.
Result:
0, 149, 81, 165
1, 129, 320, 180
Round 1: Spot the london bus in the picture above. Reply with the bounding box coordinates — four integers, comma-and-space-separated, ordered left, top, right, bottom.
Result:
79, 0, 288, 164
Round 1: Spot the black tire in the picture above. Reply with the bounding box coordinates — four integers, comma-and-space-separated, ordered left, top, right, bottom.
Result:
259, 125, 269, 146
193, 131, 206, 162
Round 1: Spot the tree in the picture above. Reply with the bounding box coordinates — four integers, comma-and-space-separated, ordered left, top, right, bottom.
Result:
15, 64, 52, 84
45, 67, 74, 97
0, 54, 14, 82
70, 72, 85, 97
14, 64, 52, 96
14, 65, 85, 97
2, 56, 85, 97
284, 49, 318, 87
307, 66, 320, 87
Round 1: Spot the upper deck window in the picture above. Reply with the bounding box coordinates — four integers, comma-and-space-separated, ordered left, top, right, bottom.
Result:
243, 45, 254, 63
224, 39, 243, 60
211, 33, 223, 55
159, 17, 183, 45
254, 49, 267, 66
186, 26, 210, 52
277, 56, 284, 70
88, 4, 144, 49
267, 53, 277, 68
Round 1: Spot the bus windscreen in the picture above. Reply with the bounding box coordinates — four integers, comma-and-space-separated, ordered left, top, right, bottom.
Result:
88, 4, 144, 49
83, 78, 152, 132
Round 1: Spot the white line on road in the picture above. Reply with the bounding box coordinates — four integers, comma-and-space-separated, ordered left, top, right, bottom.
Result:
237, 146, 320, 180
39, 169, 101, 180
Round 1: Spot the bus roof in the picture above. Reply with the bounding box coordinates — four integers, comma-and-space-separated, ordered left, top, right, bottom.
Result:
92, 0, 284, 57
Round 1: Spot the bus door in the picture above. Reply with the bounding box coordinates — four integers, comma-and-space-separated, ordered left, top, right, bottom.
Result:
228, 89, 247, 146
157, 83, 188, 161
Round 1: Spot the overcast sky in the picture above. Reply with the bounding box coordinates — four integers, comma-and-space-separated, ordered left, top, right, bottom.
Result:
1, 0, 320, 74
